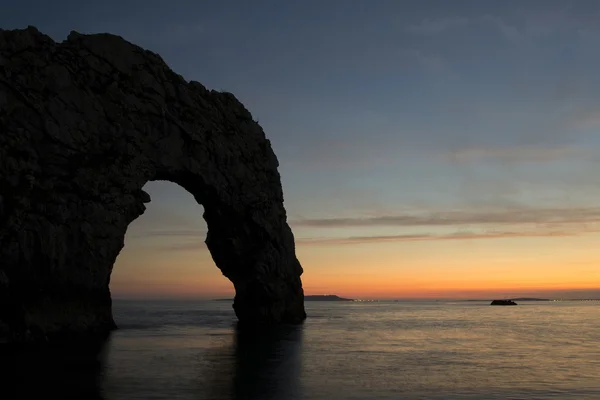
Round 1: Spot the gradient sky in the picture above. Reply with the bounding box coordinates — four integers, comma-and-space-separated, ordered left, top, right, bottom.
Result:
4, 0, 600, 299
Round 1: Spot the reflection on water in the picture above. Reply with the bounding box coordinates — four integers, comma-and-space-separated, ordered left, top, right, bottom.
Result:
99, 309, 305, 400
3, 301, 600, 399
232, 324, 303, 399
203, 323, 304, 400
0, 336, 111, 400
0, 323, 304, 400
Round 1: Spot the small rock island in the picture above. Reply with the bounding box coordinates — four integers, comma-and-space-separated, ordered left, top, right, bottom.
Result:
490, 300, 518, 306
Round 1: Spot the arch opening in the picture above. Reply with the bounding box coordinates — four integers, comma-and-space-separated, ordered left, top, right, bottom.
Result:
111, 181, 233, 302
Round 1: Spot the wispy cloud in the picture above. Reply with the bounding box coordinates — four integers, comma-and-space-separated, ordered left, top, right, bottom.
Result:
126, 204, 203, 232
140, 207, 600, 251
153, 242, 209, 252
446, 146, 585, 164
295, 229, 574, 246
573, 110, 600, 129
404, 49, 446, 72
149, 225, 591, 250
291, 207, 600, 228
407, 8, 598, 42
483, 5, 599, 42
130, 229, 206, 239
406, 17, 469, 35
128, 229, 208, 252
482, 15, 522, 41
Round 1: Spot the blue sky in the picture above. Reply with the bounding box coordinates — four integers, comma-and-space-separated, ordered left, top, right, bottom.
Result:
4, 1, 600, 298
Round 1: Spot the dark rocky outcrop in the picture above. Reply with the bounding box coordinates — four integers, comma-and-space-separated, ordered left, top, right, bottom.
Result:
0, 26, 306, 342
490, 300, 518, 306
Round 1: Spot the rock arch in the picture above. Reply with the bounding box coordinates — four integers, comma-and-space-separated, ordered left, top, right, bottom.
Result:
0, 27, 306, 342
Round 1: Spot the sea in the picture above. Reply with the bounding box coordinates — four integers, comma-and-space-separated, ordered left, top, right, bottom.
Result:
5, 300, 600, 400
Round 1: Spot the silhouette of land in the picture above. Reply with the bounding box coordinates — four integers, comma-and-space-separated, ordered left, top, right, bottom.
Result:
214, 294, 354, 302
490, 299, 518, 306
305, 295, 354, 301
510, 297, 550, 302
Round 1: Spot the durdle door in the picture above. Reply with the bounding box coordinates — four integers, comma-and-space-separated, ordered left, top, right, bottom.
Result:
0, 26, 306, 342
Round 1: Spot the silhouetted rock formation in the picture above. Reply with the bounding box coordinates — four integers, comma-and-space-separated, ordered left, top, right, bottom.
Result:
490, 300, 518, 306
0, 26, 306, 342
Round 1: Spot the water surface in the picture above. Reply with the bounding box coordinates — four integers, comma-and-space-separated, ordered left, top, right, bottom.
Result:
7, 300, 600, 399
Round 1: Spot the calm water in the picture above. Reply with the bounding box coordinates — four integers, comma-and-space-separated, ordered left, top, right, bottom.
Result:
6, 300, 600, 399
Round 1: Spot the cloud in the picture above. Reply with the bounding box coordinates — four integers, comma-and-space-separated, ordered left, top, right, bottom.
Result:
128, 228, 208, 252
295, 229, 575, 246
404, 49, 446, 71
153, 242, 209, 252
290, 206, 600, 228
128, 205, 202, 230
406, 17, 469, 35
405, 13, 566, 41
572, 110, 600, 129
405, 12, 574, 41
482, 15, 522, 41
130, 229, 206, 239
446, 146, 586, 164
298, 233, 432, 245
481, 12, 569, 42
145, 224, 593, 251
482, 5, 599, 42
138, 207, 600, 251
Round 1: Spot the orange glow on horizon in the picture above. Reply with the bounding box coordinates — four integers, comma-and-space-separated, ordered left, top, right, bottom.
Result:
112, 188, 600, 301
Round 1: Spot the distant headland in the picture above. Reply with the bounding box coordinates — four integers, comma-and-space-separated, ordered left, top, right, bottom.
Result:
214, 294, 354, 302
510, 297, 550, 302
304, 295, 354, 301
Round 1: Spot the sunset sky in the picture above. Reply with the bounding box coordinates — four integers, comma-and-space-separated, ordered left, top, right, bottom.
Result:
4, 0, 600, 299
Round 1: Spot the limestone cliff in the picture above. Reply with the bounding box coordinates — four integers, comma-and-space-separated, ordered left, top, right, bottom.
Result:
0, 26, 306, 342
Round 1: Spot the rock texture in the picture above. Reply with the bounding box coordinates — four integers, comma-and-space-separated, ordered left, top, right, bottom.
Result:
0, 26, 306, 342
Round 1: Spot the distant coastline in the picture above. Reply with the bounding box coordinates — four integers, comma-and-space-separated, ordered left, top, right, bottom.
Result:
304, 295, 354, 301
213, 294, 354, 302
116, 296, 600, 303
